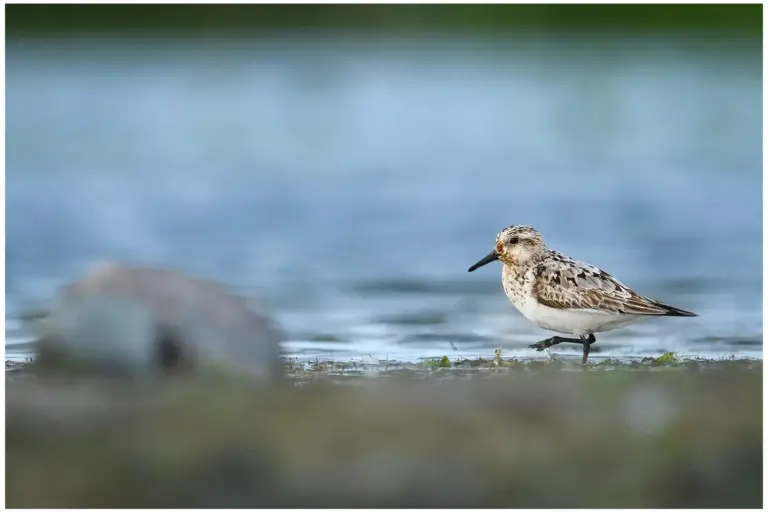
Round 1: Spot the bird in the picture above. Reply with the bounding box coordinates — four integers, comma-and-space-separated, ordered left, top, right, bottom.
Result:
467, 225, 697, 364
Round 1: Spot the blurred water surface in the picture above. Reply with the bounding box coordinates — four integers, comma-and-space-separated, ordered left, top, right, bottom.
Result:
6, 34, 762, 362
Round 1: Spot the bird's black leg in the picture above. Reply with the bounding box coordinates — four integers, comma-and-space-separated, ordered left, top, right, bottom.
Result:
529, 334, 596, 364
529, 336, 583, 352
580, 334, 596, 365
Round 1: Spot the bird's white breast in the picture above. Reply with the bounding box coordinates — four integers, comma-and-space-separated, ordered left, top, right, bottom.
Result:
501, 265, 537, 316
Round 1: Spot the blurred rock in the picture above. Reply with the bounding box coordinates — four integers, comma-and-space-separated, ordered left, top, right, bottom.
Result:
35, 263, 284, 381
5, 367, 761, 508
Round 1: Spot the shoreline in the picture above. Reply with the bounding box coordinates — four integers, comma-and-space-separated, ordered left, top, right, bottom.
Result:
7, 352, 762, 379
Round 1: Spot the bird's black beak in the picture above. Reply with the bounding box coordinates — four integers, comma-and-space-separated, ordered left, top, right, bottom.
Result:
468, 249, 499, 272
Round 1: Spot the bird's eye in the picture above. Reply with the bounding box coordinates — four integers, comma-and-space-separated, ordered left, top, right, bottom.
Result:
508, 237, 519, 244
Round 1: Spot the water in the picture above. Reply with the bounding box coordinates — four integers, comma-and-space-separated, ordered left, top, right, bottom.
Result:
6, 34, 762, 363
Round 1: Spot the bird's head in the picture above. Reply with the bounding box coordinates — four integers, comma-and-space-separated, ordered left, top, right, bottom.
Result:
468, 225, 546, 272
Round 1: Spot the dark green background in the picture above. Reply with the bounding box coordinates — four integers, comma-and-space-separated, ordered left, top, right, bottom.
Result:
6, 4, 762, 36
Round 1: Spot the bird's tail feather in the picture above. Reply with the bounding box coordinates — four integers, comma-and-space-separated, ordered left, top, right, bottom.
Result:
651, 300, 698, 317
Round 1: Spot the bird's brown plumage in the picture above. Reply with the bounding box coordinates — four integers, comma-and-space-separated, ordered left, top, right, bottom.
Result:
533, 251, 695, 316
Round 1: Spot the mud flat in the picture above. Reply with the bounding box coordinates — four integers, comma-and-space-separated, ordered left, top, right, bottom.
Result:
6, 352, 761, 508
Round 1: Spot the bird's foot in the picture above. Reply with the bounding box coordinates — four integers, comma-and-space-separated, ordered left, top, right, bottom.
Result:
529, 340, 548, 352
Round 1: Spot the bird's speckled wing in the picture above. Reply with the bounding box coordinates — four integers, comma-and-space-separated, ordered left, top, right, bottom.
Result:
533, 251, 669, 315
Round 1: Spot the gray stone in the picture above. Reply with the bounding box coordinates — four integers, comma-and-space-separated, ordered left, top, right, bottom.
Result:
38, 263, 284, 380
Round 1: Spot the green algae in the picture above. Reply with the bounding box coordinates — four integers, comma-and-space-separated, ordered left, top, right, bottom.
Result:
423, 355, 452, 368
653, 352, 678, 365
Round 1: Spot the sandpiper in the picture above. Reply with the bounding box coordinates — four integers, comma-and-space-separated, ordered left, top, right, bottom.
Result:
467, 225, 697, 364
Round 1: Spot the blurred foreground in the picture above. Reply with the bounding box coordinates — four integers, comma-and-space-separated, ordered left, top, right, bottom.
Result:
6, 360, 762, 508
